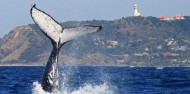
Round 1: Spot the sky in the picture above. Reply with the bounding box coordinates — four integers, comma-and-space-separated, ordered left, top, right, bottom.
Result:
0, 0, 190, 38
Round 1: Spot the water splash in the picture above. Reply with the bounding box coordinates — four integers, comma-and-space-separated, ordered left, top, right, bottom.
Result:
69, 83, 113, 94
32, 65, 114, 94
33, 82, 49, 94
33, 81, 113, 94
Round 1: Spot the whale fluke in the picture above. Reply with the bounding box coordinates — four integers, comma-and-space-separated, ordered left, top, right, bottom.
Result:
31, 4, 101, 46
30, 4, 102, 92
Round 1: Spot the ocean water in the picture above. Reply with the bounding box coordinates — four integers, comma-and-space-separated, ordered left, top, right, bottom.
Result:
0, 66, 190, 94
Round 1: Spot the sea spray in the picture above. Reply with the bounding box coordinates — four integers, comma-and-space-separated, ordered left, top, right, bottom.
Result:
33, 81, 113, 94
68, 83, 113, 94
33, 82, 50, 94
33, 65, 115, 94
60, 65, 79, 92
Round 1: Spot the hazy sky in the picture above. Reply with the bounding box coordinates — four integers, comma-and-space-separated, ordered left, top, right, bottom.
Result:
0, 0, 189, 37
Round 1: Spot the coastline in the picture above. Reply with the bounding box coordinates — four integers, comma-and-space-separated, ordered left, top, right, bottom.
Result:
0, 64, 190, 67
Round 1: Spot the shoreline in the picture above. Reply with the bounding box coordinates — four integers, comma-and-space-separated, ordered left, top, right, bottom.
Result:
0, 64, 190, 67
0, 64, 44, 67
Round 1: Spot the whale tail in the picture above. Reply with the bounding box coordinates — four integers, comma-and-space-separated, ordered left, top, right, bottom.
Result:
30, 4, 102, 92
31, 4, 102, 48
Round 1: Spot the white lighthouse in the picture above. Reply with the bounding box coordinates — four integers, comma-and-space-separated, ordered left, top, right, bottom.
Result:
134, 4, 141, 16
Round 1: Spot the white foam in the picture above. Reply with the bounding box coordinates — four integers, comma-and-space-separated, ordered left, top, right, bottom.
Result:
70, 83, 113, 94
156, 66, 164, 70
32, 82, 113, 94
33, 82, 50, 94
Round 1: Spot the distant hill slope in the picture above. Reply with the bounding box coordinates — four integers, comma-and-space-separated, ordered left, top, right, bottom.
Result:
1, 16, 190, 67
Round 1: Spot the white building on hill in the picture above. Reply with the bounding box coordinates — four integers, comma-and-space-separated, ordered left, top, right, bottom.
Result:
134, 4, 141, 16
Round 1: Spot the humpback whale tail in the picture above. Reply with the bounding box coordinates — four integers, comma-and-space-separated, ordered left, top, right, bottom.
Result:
30, 4, 102, 92
30, 4, 102, 48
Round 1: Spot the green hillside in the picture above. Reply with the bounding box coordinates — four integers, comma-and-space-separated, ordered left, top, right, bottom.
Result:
1, 16, 190, 67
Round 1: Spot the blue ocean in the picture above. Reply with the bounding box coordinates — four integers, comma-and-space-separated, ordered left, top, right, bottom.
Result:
0, 66, 190, 94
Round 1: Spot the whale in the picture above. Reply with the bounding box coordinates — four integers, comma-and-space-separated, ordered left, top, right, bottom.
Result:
30, 4, 102, 92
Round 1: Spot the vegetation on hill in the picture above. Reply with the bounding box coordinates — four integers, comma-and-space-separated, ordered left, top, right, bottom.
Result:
1, 16, 190, 66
